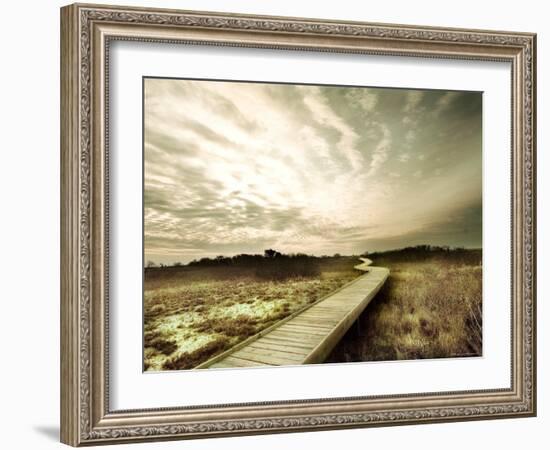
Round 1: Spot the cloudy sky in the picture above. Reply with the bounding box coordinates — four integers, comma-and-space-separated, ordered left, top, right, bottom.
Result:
144, 78, 482, 265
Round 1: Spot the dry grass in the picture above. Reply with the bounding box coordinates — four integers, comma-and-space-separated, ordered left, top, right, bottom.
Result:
144, 258, 359, 371
327, 250, 482, 363
144, 250, 482, 370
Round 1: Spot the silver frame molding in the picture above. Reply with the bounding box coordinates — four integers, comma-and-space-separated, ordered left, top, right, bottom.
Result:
60, 3, 536, 446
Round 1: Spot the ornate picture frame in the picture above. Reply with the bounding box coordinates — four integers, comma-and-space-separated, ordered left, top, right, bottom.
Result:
60, 3, 536, 446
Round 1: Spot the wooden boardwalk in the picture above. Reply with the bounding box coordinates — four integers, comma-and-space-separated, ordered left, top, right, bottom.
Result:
196, 258, 389, 369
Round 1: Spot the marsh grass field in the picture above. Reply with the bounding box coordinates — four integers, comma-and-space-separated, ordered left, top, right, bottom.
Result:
327, 247, 482, 363
144, 247, 482, 371
144, 255, 360, 371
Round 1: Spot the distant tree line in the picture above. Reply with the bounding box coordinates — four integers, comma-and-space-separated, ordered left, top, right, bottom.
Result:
186, 249, 320, 280
365, 244, 480, 264
146, 245, 479, 276
146, 245, 476, 270
145, 250, 346, 271
365, 244, 466, 257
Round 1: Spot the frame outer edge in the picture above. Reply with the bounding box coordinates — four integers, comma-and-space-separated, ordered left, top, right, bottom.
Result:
62, 2, 537, 445
533, 33, 537, 416
61, 3, 81, 447
528, 33, 536, 416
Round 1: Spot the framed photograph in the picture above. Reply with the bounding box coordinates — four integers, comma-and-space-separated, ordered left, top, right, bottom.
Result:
60, 3, 536, 446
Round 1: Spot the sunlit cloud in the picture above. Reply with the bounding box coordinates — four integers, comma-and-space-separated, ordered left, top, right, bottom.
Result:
144, 79, 482, 264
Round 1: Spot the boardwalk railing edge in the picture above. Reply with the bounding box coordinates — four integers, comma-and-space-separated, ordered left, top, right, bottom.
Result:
302, 269, 389, 364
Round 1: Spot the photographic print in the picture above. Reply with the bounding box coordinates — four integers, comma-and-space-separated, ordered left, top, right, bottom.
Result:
143, 78, 482, 372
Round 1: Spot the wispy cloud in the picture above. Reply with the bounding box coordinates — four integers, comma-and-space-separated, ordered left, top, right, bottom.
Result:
144, 79, 482, 264
302, 86, 364, 172
345, 88, 378, 113
366, 123, 392, 177
403, 90, 424, 115
433, 91, 460, 116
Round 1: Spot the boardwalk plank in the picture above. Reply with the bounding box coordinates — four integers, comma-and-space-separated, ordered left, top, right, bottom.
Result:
211, 356, 273, 368
277, 326, 328, 336
235, 350, 304, 365
284, 320, 335, 329
265, 331, 327, 343
247, 342, 311, 356
235, 347, 305, 361
260, 337, 317, 349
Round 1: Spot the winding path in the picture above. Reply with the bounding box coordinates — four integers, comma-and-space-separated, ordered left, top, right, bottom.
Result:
196, 258, 389, 369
